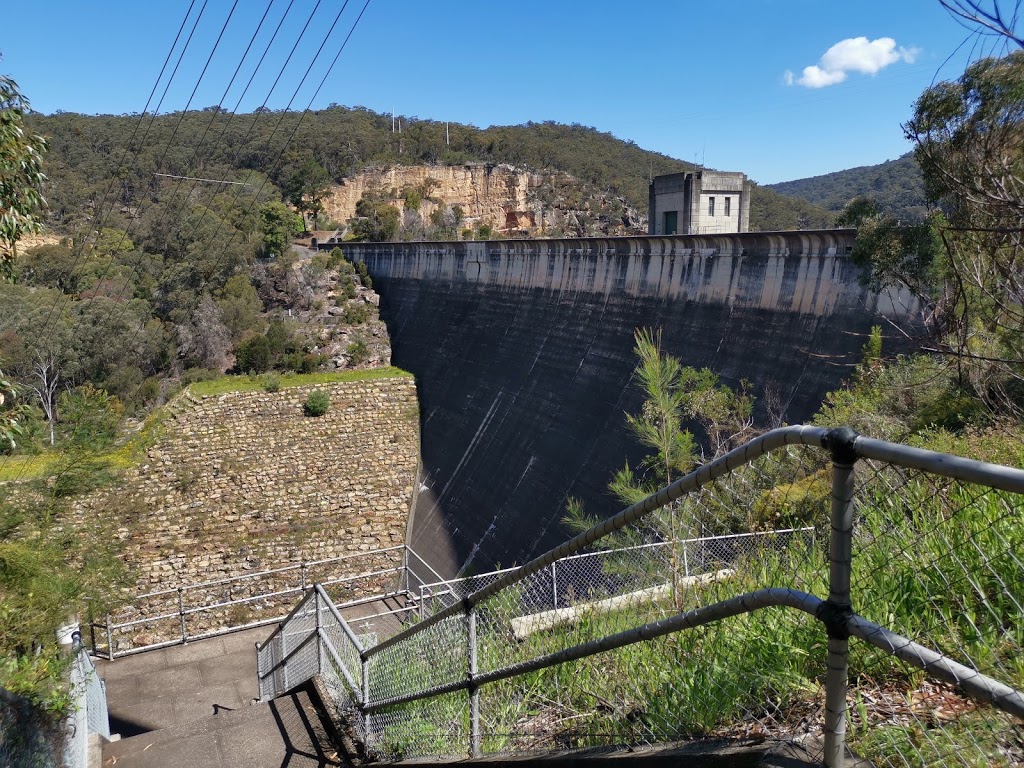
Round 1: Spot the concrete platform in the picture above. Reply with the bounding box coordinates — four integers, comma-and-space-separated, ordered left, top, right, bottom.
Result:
97, 626, 344, 766
98, 626, 266, 737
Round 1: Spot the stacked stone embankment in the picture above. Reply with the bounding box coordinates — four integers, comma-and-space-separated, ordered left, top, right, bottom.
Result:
75, 375, 419, 648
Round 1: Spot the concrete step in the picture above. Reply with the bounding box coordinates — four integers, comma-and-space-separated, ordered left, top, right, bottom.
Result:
103, 686, 341, 768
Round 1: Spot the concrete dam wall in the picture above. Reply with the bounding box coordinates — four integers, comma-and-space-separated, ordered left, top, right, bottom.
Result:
339, 232, 922, 579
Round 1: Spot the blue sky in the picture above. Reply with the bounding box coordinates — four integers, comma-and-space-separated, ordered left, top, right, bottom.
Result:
0, 0, 986, 183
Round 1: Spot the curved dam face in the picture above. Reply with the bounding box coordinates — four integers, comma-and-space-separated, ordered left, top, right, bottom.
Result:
340, 232, 921, 578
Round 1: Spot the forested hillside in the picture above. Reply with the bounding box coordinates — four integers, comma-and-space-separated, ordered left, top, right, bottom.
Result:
0, 107, 836, 457
25, 107, 830, 236
767, 153, 926, 221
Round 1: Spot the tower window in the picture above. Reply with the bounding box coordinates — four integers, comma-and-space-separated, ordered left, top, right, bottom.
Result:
725, 197, 731, 217
708, 197, 715, 216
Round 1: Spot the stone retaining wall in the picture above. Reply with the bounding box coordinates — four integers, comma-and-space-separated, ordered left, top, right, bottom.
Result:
77, 375, 419, 644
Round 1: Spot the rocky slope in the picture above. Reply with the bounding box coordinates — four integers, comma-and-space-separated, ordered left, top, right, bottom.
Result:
254, 248, 391, 370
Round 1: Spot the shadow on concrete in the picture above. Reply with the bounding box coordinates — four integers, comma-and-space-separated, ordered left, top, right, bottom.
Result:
108, 714, 152, 739
269, 688, 345, 767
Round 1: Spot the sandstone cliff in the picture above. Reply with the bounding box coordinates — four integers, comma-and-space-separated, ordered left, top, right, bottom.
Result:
322, 164, 646, 238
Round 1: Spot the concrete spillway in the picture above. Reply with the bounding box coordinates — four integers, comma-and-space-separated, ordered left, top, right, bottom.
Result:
340, 232, 921, 578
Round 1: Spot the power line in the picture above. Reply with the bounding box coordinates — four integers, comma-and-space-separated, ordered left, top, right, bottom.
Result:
0, 0, 210, 480
9, 0, 375, 483
2, 0, 277, 479
38, 0, 324, 395
153, 173, 252, 185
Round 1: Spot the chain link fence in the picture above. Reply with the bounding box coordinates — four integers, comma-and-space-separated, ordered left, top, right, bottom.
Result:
838, 456, 1024, 766
62, 637, 111, 768
416, 528, 814, 624
344, 426, 1024, 767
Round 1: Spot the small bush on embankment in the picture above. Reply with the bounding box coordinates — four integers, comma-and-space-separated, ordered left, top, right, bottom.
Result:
303, 389, 331, 417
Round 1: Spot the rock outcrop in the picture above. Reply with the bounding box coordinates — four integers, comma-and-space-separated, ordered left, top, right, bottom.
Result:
321, 164, 645, 238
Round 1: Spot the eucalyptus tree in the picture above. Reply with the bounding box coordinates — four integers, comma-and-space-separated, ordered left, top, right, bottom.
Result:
0, 72, 47, 281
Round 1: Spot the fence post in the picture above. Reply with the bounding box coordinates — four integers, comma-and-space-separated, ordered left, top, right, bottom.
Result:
300, 562, 307, 591
315, 588, 323, 676
467, 604, 481, 758
362, 657, 371, 747
822, 427, 859, 768
105, 612, 114, 660
682, 540, 690, 578
402, 546, 411, 593
178, 587, 188, 643
550, 563, 558, 608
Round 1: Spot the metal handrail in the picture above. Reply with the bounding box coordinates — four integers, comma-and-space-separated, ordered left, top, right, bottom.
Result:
94, 544, 414, 659
853, 435, 1024, 492
360, 587, 1024, 720
346, 425, 1024, 767
316, 584, 366, 654
257, 627, 321, 682
405, 546, 448, 584
250, 426, 1024, 765
256, 589, 318, 654
366, 425, 829, 658
126, 545, 407, 601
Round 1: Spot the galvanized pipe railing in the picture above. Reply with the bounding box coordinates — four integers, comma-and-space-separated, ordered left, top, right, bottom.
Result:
349, 426, 1024, 767
359, 587, 1024, 719
249, 427, 1024, 766
366, 425, 831, 659
92, 544, 411, 659
414, 528, 814, 614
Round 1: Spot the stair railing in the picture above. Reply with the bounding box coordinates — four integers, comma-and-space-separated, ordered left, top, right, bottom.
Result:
260, 426, 1024, 768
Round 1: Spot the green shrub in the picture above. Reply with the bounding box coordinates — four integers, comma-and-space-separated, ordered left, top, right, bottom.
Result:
303, 390, 330, 417
355, 260, 373, 289
750, 468, 830, 529
402, 188, 422, 211
51, 454, 116, 498
137, 376, 161, 408
327, 246, 347, 269
260, 373, 281, 393
341, 302, 371, 325
347, 338, 370, 366
235, 335, 272, 373
57, 384, 123, 450
280, 352, 327, 374
339, 276, 357, 299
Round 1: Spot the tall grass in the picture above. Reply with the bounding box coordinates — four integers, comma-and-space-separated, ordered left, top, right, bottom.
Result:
367, 473, 1024, 766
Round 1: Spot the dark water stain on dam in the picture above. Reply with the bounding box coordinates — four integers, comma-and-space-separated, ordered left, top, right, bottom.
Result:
341, 232, 922, 579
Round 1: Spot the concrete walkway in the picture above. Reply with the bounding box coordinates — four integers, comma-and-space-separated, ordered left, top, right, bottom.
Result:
97, 626, 343, 767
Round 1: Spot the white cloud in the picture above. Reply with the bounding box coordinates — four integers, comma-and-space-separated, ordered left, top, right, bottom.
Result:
787, 37, 919, 89
799, 65, 849, 88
